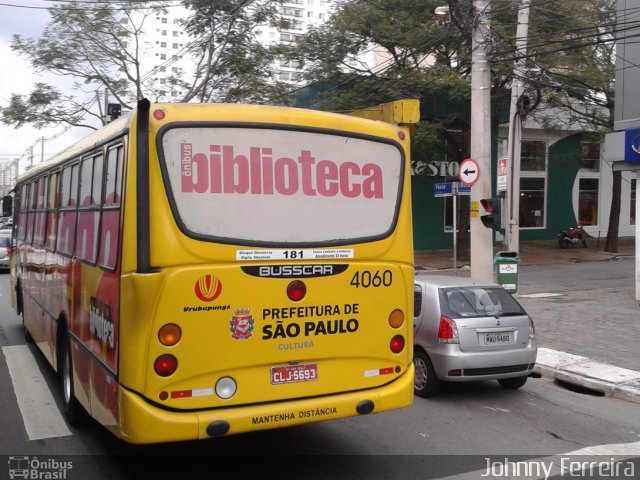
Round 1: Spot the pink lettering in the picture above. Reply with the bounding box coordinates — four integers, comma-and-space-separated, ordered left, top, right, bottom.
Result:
316, 160, 339, 196
339, 162, 361, 198
223, 146, 249, 194
178, 144, 384, 199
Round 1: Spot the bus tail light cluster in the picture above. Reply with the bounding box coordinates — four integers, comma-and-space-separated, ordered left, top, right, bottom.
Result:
388, 310, 405, 353
155, 323, 182, 377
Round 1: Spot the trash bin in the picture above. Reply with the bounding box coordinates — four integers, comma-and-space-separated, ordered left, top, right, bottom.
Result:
493, 251, 521, 294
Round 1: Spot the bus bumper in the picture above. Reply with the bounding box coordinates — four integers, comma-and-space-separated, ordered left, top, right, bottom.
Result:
116, 364, 414, 444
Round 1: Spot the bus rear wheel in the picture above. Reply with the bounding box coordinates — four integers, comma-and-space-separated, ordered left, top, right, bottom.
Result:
60, 333, 83, 425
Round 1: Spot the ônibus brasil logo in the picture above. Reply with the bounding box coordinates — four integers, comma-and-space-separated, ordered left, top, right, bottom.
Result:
195, 274, 223, 302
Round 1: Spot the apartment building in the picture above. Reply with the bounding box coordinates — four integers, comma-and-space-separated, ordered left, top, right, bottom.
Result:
122, 0, 355, 99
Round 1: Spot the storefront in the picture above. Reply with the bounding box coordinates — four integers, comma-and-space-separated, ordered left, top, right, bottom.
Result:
412, 123, 637, 251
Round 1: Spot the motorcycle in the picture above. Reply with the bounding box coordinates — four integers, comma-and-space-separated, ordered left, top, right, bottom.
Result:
558, 226, 587, 249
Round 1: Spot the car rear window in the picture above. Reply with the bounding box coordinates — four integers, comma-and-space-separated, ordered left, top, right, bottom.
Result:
0, 236, 10, 247
439, 286, 525, 318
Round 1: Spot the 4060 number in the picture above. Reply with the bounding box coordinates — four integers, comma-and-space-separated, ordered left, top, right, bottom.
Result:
350, 270, 392, 288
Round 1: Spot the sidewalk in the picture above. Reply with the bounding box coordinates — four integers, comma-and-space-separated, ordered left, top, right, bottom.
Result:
414, 236, 640, 404
414, 236, 636, 271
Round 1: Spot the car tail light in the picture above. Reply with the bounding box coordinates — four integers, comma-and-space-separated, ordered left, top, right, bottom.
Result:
6, 247, 11, 255
390, 335, 405, 353
287, 280, 306, 301
528, 316, 536, 338
154, 354, 178, 377
437, 316, 459, 344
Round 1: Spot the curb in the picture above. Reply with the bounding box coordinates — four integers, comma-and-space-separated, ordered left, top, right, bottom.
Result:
533, 348, 640, 405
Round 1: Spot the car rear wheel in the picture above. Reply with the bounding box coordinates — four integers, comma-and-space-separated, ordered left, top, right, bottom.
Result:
413, 350, 440, 398
497, 375, 528, 389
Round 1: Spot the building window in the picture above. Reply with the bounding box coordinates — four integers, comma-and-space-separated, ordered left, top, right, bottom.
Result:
631, 179, 636, 226
580, 142, 600, 171
173, 31, 179, 37
160, 54, 166, 60
578, 178, 599, 226
161, 18, 167, 24
161, 30, 167, 36
521, 140, 546, 172
520, 178, 545, 228
160, 42, 166, 48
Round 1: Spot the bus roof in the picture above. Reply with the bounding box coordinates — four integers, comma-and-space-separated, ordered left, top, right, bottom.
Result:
17, 111, 133, 184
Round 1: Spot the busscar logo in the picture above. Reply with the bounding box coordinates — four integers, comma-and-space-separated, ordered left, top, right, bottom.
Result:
230, 308, 254, 340
241, 264, 348, 279
195, 274, 223, 302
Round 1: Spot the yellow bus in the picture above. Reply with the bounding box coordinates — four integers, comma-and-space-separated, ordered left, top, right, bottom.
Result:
10, 99, 419, 444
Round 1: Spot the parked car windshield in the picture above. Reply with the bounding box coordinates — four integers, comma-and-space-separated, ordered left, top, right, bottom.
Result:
439, 286, 525, 318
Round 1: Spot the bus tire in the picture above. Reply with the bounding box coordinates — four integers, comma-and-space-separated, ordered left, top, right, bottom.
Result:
60, 332, 83, 425
413, 349, 441, 398
16, 284, 33, 343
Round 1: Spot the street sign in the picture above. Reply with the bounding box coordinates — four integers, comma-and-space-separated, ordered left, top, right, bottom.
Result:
434, 182, 471, 197
497, 158, 507, 192
434, 182, 453, 197
458, 158, 480, 186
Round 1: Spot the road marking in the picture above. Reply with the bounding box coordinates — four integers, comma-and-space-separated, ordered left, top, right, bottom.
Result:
518, 292, 565, 298
2, 345, 72, 440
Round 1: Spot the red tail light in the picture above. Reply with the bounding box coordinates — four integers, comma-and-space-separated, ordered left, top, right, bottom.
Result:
390, 335, 405, 353
154, 354, 178, 377
287, 280, 306, 301
6, 247, 11, 255
437, 316, 459, 344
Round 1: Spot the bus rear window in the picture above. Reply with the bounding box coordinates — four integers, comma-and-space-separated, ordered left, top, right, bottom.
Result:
160, 126, 404, 245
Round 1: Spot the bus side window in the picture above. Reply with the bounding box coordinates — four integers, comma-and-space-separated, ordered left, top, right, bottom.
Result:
57, 164, 78, 256
99, 145, 123, 270
76, 154, 102, 263
45, 172, 59, 251
33, 176, 48, 246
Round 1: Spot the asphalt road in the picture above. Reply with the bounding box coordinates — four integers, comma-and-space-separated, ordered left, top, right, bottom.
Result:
1, 270, 639, 480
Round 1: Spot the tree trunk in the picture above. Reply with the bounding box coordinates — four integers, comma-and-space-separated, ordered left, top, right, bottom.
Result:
604, 169, 621, 253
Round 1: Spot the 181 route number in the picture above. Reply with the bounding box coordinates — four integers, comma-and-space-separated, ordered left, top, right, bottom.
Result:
350, 270, 392, 288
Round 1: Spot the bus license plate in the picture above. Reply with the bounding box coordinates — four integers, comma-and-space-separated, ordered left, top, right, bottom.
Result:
484, 333, 513, 344
271, 364, 318, 385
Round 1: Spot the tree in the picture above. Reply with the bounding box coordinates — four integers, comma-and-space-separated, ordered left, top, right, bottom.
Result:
290, 0, 619, 254
0, 0, 289, 131
180, 0, 290, 103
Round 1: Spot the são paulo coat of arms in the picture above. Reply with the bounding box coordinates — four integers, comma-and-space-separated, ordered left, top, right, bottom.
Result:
230, 308, 254, 339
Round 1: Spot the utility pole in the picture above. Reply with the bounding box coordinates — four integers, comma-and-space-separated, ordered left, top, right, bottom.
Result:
505, 0, 531, 255
470, 0, 494, 283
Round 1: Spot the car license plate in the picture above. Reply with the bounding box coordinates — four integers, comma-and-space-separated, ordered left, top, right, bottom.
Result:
484, 332, 513, 344
271, 363, 318, 385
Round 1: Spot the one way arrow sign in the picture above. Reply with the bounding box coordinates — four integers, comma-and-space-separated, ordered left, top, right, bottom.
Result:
458, 158, 480, 186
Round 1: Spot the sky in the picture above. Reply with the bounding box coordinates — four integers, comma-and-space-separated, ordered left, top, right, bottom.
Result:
0, 1, 90, 174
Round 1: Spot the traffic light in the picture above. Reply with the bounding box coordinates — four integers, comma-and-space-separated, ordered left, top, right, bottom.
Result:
480, 196, 504, 234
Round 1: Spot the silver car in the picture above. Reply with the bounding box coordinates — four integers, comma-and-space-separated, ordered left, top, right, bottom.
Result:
0, 234, 11, 270
413, 274, 537, 397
